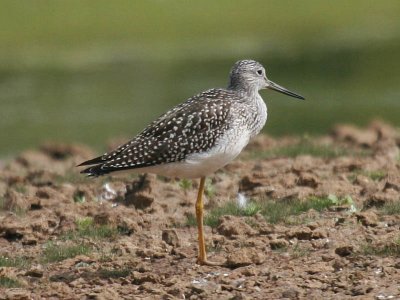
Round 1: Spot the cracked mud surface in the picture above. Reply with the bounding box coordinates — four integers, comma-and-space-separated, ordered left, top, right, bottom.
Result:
0, 121, 400, 299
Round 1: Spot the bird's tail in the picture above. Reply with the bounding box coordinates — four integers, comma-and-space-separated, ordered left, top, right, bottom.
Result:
80, 164, 111, 177
78, 155, 111, 177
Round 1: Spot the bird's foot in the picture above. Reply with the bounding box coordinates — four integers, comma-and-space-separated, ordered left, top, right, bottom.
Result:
196, 257, 224, 266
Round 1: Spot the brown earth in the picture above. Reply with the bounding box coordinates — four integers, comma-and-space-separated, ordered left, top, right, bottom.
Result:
0, 120, 400, 299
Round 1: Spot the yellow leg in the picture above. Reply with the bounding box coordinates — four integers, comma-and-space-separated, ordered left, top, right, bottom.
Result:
195, 177, 221, 266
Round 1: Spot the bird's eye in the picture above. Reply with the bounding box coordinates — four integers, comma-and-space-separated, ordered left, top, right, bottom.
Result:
256, 69, 263, 76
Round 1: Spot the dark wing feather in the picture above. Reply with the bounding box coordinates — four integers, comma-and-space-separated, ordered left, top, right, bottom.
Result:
77, 155, 104, 167
79, 89, 236, 176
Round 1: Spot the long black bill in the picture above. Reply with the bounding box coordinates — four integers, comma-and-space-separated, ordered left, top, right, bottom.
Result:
267, 80, 305, 100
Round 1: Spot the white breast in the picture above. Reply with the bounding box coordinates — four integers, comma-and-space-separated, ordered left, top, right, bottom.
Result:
136, 128, 250, 179
250, 94, 268, 138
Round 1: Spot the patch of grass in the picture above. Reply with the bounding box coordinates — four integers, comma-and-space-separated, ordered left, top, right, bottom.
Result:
380, 201, 400, 215
290, 244, 310, 259
14, 207, 28, 217
283, 215, 316, 226
98, 251, 118, 263
206, 243, 223, 253
361, 237, 400, 257
73, 191, 86, 203
185, 214, 197, 227
0, 256, 31, 269
205, 201, 262, 227
246, 140, 370, 160
259, 197, 335, 224
204, 178, 216, 198
0, 276, 22, 288
63, 217, 119, 240
12, 184, 27, 194
0, 196, 5, 210
261, 194, 356, 224
1, 201, 27, 216
324, 194, 356, 212
179, 179, 192, 191
186, 195, 353, 227
42, 242, 92, 263
367, 171, 386, 181
348, 170, 386, 182
244, 218, 259, 228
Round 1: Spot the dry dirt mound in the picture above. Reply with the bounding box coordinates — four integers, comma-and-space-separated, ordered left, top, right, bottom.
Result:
0, 121, 399, 299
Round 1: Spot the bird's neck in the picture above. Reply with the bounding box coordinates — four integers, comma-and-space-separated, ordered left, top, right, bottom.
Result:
228, 85, 260, 100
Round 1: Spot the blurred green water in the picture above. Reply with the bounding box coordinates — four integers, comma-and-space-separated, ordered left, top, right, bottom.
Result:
0, 1, 400, 156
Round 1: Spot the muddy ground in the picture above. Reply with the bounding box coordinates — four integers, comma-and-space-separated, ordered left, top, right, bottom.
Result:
0, 120, 399, 300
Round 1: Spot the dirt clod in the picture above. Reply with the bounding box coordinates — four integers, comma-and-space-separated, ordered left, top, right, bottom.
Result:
132, 271, 159, 285
335, 245, 354, 257
25, 266, 44, 278
297, 172, 319, 188
286, 227, 313, 240
225, 248, 265, 268
269, 239, 289, 250
162, 229, 180, 247
282, 287, 300, 299
124, 174, 155, 209
217, 216, 257, 238
356, 211, 379, 227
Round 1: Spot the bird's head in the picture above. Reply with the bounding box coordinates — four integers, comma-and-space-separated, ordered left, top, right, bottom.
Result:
228, 59, 305, 100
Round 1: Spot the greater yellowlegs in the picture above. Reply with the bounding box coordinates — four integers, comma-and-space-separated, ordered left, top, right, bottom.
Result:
78, 59, 304, 265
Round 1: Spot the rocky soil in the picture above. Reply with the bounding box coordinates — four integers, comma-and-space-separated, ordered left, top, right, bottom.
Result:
0, 120, 400, 300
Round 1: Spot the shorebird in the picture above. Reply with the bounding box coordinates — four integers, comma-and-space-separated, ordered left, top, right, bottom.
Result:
78, 59, 304, 265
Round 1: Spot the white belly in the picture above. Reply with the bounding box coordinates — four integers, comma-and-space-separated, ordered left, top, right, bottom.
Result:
135, 130, 250, 178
